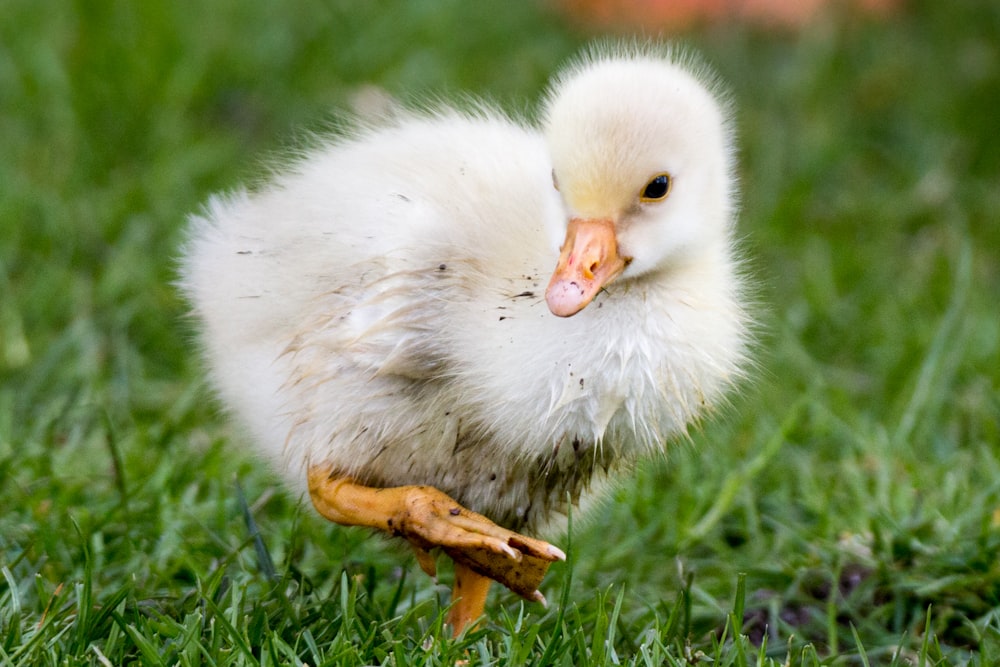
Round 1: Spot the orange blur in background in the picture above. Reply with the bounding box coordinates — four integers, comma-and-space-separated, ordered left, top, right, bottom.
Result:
555, 0, 902, 29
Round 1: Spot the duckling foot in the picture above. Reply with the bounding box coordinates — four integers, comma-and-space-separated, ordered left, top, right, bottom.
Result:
447, 560, 493, 636
307, 465, 565, 606
444, 542, 555, 603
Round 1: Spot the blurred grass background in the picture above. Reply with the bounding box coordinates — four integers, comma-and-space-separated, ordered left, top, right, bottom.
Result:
1, 0, 999, 664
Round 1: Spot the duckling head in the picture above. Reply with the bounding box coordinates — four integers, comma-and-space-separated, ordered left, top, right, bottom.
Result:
542, 47, 737, 317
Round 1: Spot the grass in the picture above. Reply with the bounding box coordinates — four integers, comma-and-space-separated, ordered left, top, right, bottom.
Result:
2, 0, 999, 664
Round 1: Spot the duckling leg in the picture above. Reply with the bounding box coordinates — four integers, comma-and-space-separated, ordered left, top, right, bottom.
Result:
447, 561, 492, 636
307, 465, 564, 603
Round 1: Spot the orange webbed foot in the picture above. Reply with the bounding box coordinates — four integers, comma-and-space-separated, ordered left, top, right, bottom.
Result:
307, 465, 565, 604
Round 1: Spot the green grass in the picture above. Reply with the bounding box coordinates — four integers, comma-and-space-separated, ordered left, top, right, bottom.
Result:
2, 0, 999, 664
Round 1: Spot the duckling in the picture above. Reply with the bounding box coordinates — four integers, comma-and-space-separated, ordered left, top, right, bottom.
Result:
179, 42, 750, 636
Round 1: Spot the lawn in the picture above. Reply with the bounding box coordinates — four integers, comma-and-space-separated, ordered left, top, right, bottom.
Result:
2, 0, 999, 664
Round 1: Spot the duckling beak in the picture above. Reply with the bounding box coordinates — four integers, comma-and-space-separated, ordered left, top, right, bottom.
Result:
545, 217, 628, 317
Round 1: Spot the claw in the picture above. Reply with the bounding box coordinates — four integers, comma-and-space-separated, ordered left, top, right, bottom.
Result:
509, 536, 566, 562
497, 542, 522, 561
530, 590, 548, 608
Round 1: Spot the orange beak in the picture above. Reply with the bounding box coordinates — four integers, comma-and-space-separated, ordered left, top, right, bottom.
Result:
545, 218, 628, 317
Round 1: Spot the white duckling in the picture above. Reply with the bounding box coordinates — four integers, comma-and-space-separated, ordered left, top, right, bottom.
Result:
180, 42, 749, 635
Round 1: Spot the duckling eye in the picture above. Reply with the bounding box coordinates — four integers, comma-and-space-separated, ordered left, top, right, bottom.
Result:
551, 169, 560, 192
640, 173, 672, 202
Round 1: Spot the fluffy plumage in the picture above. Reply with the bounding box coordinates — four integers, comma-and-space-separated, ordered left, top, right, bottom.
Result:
180, 43, 749, 541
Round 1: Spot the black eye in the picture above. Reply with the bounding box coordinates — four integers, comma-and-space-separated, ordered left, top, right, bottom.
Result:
551, 169, 560, 192
640, 173, 672, 201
